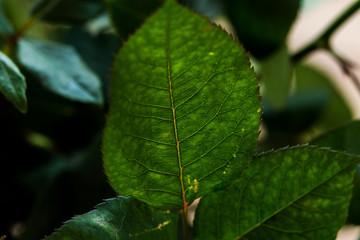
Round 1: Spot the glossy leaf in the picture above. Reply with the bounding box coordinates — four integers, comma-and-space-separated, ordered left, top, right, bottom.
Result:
104, 0, 164, 39
103, 0, 260, 209
194, 146, 359, 240
32, 0, 105, 24
226, 0, 300, 59
17, 38, 103, 106
0, 51, 27, 113
46, 196, 178, 239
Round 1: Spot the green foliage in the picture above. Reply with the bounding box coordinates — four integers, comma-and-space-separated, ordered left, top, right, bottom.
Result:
103, 0, 260, 210
1, 0, 360, 239
0, 50, 27, 113
46, 197, 177, 239
16, 38, 103, 106
194, 146, 358, 239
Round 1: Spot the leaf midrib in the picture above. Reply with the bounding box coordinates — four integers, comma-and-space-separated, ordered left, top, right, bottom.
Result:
165, 5, 187, 210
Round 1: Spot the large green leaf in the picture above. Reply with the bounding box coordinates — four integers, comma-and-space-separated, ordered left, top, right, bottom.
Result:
103, 0, 260, 209
194, 146, 359, 239
46, 196, 178, 239
104, 0, 164, 39
16, 38, 103, 106
226, 0, 300, 59
0, 51, 27, 113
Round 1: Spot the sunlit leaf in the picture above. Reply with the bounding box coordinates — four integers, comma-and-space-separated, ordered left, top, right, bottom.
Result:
103, 0, 260, 209
194, 146, 359, 239
0, 51, 27, 113
46, 197, 178, 239
17, 38, 103, 106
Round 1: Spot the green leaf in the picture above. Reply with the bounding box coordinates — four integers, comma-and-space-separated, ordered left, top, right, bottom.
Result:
226, 0, 300, 59
0, 51, 27, 113
32, 0, 105, 24
16, 38, 103, 106
194, 146, 359, 240
46, 196, 178, 239
103, 0, 260, 209
260, 45, 292, 109
0, 0, 13, 35
104, 0, 165, 39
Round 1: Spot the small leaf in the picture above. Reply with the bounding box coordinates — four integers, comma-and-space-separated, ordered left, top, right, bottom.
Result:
0, 51, 27, 113
226, 0, 300, 59
104, 0, 165, 39
17, 38, 103, 106
194, 146, 359, 240
32, 0, 105, 24
46, 196, 177, 239
103, 0, 260, 209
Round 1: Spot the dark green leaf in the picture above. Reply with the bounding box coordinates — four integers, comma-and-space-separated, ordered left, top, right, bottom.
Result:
311, 120, 360, 225
180, 0, 224, 19
17, 38, 103, 106
0, 51, 27, 113
226, 0, 300, 59
32, 0, 105, 24
194, 146, 359, 239
104, 0, 165, 39
46, 196, 178, 239
103, 0, 260, 209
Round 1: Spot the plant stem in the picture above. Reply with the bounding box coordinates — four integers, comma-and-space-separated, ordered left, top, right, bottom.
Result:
182, 206, 190, 240
291, 0, 360, 62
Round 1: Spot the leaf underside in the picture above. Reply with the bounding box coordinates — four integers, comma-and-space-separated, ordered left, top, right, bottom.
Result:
46, 196, 177, 240
194, 146, 359, 239
103, 0, 260, 209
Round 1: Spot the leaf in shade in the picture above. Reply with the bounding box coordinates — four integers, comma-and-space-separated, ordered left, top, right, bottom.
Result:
0, 0, 13, 35
226, 0, 300, 59
46, 196, 178, 239
194, 146, 359, 240
17, 38, 103, 106
102, 0, 260, 210
0, 51, 27, 113
32, 0, 105, 24
260, 45, 292, 109
104, 0, 165, 39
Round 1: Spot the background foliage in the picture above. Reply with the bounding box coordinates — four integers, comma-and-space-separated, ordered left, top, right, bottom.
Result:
1, 0, 360, 239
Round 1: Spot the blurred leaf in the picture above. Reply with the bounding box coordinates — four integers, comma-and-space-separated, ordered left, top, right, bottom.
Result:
311, 120, 360, 225
0, 51, 27, 113
260, 45, 292, 109
104, 0, 165, 39
61, 27, 120, 100
295, 65, 352, 136
0, 0, 13, 35
194, 146, 359, 240
46, 197, 178, 239
32, 0, 105, 24
180, 0, 224, 19
103, 0, 261, 209
17, 38, 104, 106
226, 0, 300, 59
